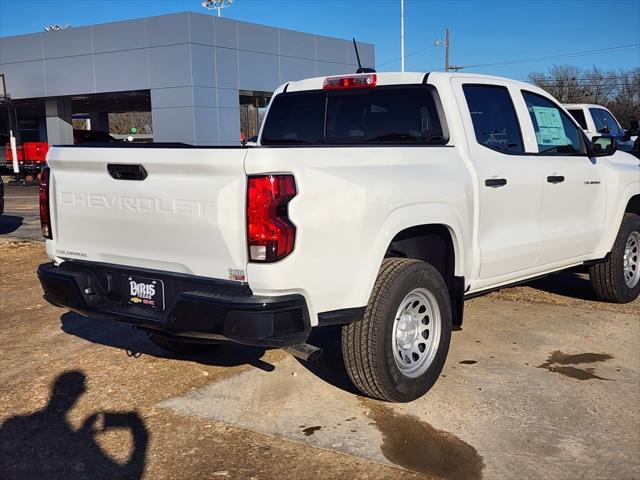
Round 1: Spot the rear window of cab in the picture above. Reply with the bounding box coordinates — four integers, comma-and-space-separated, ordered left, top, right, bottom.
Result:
261, 85, 447, 146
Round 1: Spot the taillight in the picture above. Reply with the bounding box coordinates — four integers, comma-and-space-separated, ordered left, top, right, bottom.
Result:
39, 166, 52, 239
247, 175, 296, 262
323, 73, 377, 90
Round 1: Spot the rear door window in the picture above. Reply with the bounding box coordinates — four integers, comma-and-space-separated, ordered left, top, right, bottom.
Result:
261, 86, 446, 146
462, 85, 524, 154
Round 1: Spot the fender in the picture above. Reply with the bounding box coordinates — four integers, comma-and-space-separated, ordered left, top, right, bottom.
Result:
598, 181, 640, 256
352, 202, 468, 311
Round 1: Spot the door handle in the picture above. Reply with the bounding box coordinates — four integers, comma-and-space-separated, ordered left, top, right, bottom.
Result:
107, 164, 148, 181
547, 175, 565, 184
485, 178, 507, 188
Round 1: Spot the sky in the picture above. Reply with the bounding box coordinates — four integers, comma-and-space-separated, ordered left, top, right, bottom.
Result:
0, 0, 639, 80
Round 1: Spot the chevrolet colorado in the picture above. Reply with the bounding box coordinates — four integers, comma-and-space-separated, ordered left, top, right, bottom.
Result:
38, 72, 640, 402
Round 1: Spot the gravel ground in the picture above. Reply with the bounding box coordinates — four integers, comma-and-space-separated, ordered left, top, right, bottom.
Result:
0, 242, 423, 480
0, 241, 637, 479
485, 268, 639, 315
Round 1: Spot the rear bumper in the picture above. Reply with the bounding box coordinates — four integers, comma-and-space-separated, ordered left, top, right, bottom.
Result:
38, 261, 311, 347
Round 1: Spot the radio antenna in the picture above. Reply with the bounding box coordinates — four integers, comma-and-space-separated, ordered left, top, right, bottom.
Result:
352, 38, 376, 74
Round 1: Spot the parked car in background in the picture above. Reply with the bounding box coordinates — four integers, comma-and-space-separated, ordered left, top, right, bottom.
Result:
564, 103, 635, 152
5, 141, 49, 180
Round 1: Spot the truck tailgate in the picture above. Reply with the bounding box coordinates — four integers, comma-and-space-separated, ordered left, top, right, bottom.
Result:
48, 146, 248, 281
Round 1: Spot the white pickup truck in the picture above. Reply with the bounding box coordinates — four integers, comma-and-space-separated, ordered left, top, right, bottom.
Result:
38, 72, 640, 402
563, 103, 636, 153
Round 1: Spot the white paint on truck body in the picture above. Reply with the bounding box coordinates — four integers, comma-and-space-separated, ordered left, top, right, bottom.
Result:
45, 72, 640, 325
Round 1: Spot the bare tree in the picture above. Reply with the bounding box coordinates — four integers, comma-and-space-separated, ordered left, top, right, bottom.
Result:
108, 112, 153, 135
529, 65, 584, 103
528, 65, 640, 129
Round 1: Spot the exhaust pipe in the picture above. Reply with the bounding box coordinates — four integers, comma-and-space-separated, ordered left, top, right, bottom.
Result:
285, 343, 323, 362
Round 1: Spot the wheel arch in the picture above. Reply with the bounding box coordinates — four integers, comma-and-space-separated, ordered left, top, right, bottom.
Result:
360, 204, 468, 326
600, 183, 640, 256
626, 194, 640, 216
385, 224, 458, 286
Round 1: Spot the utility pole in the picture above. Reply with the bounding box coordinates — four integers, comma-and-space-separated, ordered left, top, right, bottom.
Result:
400, 0, 405, 72
437, 28, 465, 71
444, 28, 450, 72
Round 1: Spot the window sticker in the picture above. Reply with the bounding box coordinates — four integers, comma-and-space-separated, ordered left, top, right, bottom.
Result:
531, 106, 569, 146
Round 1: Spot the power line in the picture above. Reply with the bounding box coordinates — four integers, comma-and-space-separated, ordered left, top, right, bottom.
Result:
534, 83, 638, 87
378, 44, 435, 67
529, 75, 636, 81
377, 42, 639, 72
461, 44, 640, 69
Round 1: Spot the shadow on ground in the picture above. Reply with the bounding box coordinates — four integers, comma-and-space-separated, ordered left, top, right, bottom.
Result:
60, 312, 276, 372
61, 312, 357, 393
0, 215, 23, 235
522, 269, 602, 302
0, 370, 148, 480
297, 325, 360, 395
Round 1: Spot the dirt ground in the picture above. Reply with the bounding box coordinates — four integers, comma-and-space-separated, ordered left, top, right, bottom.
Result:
1, 241, 638, 479
0, 242, 424, 480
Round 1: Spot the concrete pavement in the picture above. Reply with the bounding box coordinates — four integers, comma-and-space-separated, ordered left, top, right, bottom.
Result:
0, 178, 41, 243
159, 299, 640, 479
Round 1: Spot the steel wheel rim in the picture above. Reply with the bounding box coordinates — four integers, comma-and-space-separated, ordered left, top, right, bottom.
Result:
391, 287, 441, 378
623, 231, 640, 288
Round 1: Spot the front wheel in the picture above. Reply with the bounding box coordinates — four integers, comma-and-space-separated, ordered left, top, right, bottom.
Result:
342, 258, 452, 402
590, 213, 640, 303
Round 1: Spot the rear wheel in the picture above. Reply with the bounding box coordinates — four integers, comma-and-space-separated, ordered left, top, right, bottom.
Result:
342, 258, 452, 402
590, 213, 640, 303
147, 332, 215, 355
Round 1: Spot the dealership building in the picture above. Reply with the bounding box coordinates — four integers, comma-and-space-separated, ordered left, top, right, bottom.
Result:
0, 12, 375, 145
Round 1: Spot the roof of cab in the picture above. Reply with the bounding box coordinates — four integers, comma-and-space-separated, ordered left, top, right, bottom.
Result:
562, 103, 610, 110
282, 71, 537, 93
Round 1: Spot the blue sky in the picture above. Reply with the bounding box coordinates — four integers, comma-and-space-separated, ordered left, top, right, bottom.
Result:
1, 0, 639, 80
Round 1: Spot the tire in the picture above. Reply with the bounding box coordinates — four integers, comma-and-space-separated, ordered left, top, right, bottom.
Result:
342, 258, 452, 402
147, 332, 215, 355
589, 213, 640, 303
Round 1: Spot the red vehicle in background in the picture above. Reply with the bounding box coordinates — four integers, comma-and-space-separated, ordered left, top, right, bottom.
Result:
5, 141, 49, 180
4, 130, 118, 181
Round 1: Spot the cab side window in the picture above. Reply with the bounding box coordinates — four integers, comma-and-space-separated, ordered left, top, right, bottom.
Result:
463, 85, 524, 154
522, 91, 584, 155
567, 109, 587, 130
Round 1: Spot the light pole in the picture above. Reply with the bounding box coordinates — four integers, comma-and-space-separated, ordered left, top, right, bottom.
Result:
400, 0, 405, 72
201, 0, 234, 17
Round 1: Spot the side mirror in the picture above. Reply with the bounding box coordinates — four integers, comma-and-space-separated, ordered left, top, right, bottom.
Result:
590, 135, 617, 156
622, 129, 632, 142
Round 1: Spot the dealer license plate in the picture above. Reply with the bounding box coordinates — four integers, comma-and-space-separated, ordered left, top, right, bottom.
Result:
124, 275, 165, 311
